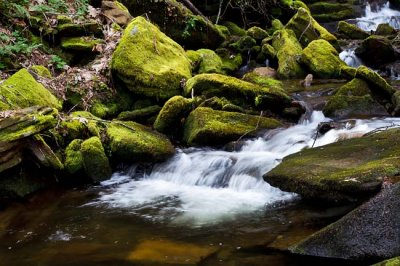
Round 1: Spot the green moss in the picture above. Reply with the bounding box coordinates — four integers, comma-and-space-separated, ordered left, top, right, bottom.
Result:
199, 96, 244, 113
216, 25, 230, 38
246, 26, 269, 40
372, 257, 400, 266
301, 39, 345, 79
375, 23, 396, 36
222, 21, 246, 36
58, 112, 102, 144
272, 29, 305, 79
153, 96, 193, 136
57, 21, 102, 37
243, 72, 283, 90
264, 128, 400, 203
196, 49, 224, 74
186, 50, 202, 72
114, 1, 129, 12
337, 21, 370, 40
310, 2, 355, 22
0, 69, 62, 111
271, 19, 284, 33
336, 78, 370, 96
285, 7, 338, 48
57, 15, 73, 24
64, 139, 84, 175
80, 137, 112, 183
30, 65, 52, 78
340, 65, 357, 79
355, 65, 395, 98
184, 73, 289, 109
61, 37, 103, 52
229, 36, 257, 53
106, 121, 175, 162
261, 44, 277, 58
216, 48, 243, 74
183, 107, 281, 146
90, 102, 120, 119
111, 16, 192, 100
118, 105, 161, 123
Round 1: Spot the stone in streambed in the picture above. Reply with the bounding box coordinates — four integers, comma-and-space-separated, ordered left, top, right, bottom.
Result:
80, 137, 112, 183
355, 36, 396, 68
337, 21, 370, 40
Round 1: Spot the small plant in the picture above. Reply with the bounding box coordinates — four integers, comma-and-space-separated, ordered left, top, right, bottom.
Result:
182, 17, 199, 38
50, 55, 67, 70
0, 31, 41, 57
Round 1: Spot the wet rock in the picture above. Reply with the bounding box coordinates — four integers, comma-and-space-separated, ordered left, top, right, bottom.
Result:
101, 1, 132, 26
355, 35, 396, 68
337, 21, 370, 40
28, 135, 63, 170
264, 128, 400, 204
183, 107, 281, 146
355, 65, 395, 98
285, 8, 338, 48
81, 137, 112, 183
309, 2, 361, 23
323, 78, 389, 119
290, 184, 400, 261
0, 69, 62, 111
301, 39, 345, 79
154, 96, 194, 137
184, 73, 291, 111
375, 23, 396, 36
272, 29, 305, 79
111, 16, 192, 100
106, 121, 175, 163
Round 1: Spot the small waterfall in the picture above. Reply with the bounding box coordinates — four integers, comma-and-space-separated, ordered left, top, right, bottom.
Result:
92, 112, 400, 226
356, 1, 400, 31
339, 48, 363, 68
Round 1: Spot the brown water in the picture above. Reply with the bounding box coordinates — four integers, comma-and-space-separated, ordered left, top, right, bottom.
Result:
0, 186, 364, 266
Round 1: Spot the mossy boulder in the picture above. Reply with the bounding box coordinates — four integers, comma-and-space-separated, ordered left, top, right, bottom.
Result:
57, 21, 102, 37
243, 71, 282, 90
271, 19, 284, 33
301, 39, 345, 79
246, 26, 269, 41
154, 96, 194, 137
29, 65, 52, 78
61, 37, 103, 52
183, 107, 281, 146
323, 78, 388, 119
111, 16, 192, 100
264, 128, 400, 204
337, 21, 370, 40
117, 105, 161, 124
290, 184, 400, 260
375, 23, 396, 36
184, 73, 291, 110
285, 7, 338, 48
309, 2, 357, 22
106, 121, 175, 163
229, 36, 257, 53
186, 50, 202, 72
0, 69, 62, 111
355, 35, 396, 67
355, 65, 395, 99
196, 49, 224, 74
120, 0, 224, 49
272, 29, 305, 79
80, 137, 112, 183
216, 25, 230, 38
198, 96, 244, 113
222, 21, 246, 36
64, 139, 84, 176
216, 48, 243, 74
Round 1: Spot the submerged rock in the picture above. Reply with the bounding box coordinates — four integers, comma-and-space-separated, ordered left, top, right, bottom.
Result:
264, 128, 400, 203
183, 107, 281, 146
111, 16, 192, 100
290, 184, 400, 261
0, 69, 62, 111
301, 39, 345, 79
106, 121, 175, 163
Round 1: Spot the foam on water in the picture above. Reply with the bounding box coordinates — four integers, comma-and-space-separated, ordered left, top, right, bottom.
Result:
91, 112, 400, 226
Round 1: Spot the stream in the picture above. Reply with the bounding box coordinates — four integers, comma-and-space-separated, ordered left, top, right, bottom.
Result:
1, 1, 400, 265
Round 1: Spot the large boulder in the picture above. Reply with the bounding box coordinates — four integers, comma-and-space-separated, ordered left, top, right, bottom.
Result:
111, 16, 192, 100
290, 184, 400, 261
0, 69, 62, 111
323, 78, 388, 119
301, 39, 345, 79
285, 8, 338, 48
272, 29, 305, 79
196, 49, 224, 74
264, 128, 400, 204
106, 121, 175, 163
119, 0, 224, 49
80, 137, 112, 183
355, 35, 396, 68
183, 107, 281, 146
337, 21, 370, 40
355, 66, 395, 99
309, 2, 361, 22
184, 73, 291, 111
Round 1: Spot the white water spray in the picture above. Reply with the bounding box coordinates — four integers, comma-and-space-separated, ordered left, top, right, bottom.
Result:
357, 1, 400, 31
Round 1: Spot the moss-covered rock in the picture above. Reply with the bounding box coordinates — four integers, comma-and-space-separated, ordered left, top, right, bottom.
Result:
120, 0, 224, 49
196, 49, 224, 74
198, 96, 243, 113
184, 73, 290, 110
117, 105, 161, 124
337, 21, 370, 40
222, 21, 246, 36
270, 19, 284, 33
186, 50, 202, 72
61, 37, 103, 52
264, 128, 400, 203
373, 257, 400, 266
301, 39, 345, 79
355, 65, 395, 98
229, 35, 257, 53
111, 16, 192, 100
0, 69, 62, 111
246, 26, 269, 41
216, 48, 243, 74
183, 107, 281, 146
242, 71, 283, 90
355, 35, 396, 68
375, 23, 396, 36
80, 137, 112, 183
272, 29, 305, 79
154, 96, 194, 137
106, 121, 175, 163
285, 7, 338, 48
309, 2, 356, 22
57, 21, 102, 37
64, 139, 84, 175
216, 25, 230, 39
340, 65, 357, 79
102, 0, 132, 26
29, 65, 52, 78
